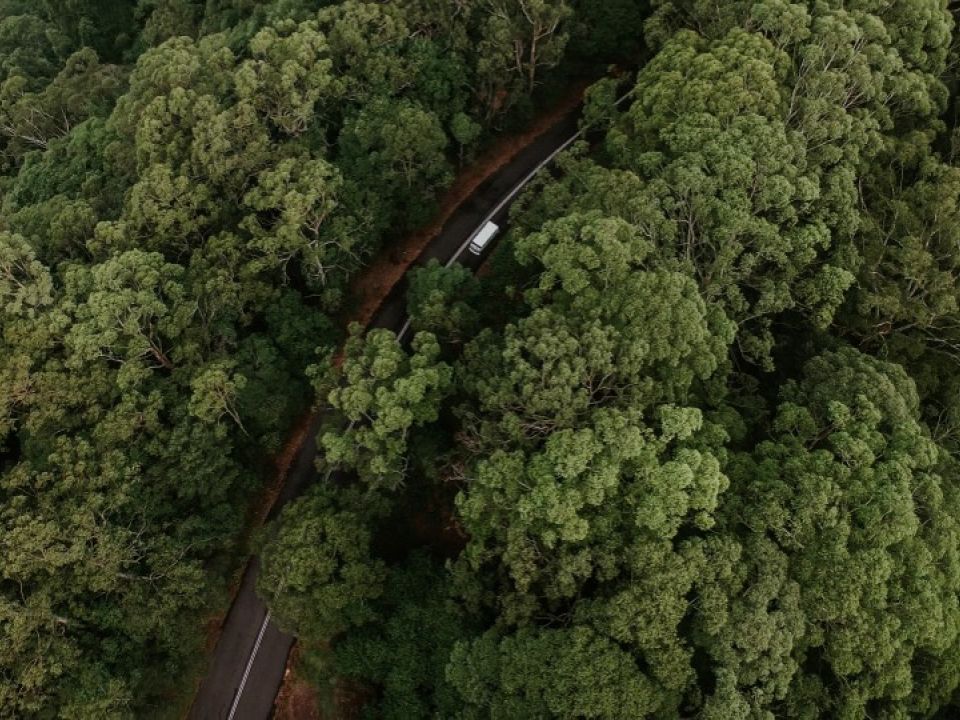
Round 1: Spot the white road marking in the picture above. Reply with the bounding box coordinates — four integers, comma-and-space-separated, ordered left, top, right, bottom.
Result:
397, 315, 414, 343
442, 127, 581, 271
228, 610, 271, 720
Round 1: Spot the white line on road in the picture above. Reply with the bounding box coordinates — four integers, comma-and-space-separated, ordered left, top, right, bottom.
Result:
228, 610, 271, 720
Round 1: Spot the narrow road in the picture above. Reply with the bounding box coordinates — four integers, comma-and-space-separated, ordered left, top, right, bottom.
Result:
188, 102, 588, 720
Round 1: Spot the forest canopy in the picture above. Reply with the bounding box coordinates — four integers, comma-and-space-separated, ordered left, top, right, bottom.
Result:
0, 0, 624, 715
262, 1, 960, 718
5, 1, 960, 719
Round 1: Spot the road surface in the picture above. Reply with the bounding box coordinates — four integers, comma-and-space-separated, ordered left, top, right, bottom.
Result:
188, 103, 588, 720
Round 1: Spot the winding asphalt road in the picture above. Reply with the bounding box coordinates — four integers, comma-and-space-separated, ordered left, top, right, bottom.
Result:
188, 101, 590, 720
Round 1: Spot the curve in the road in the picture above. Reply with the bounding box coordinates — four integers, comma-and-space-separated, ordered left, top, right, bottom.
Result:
189, 87, 633, 720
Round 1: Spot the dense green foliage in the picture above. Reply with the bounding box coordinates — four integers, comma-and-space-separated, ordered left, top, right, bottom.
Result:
0, 0, 632, 716
9, 0, 960, 718
256, 1, 960, 719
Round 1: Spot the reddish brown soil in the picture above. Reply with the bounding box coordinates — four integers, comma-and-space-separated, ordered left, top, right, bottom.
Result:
275, 677, 321, 720
273, 647, 322, 720
255, 409, 318, 525
325, 678, 377, 720
273, 646, 376, 720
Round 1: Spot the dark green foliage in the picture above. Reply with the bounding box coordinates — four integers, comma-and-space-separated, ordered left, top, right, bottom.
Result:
259, 485, 388, 640
333, 553, 470, 720
569, 0, 649, 60
314, 327, 454, 492
38, 0, 138, 62
407, 259, 481, 344
701, 347, 960, 717
0, 0, 599, 715
11, 0, 960, 718
260, 2, 960, 720
338, 97, 453, 231
448, 626, 661, 719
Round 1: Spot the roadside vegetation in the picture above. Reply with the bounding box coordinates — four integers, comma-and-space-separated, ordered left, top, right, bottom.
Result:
260, 1, 960, 718
0, 0, 636, 716
6, 1, 960, 719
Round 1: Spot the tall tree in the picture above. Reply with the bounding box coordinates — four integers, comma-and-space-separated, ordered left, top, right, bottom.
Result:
476, 0, 572, 115
697, 347, 960, 718
315, 327, 453, 492
258, 484, 388, 641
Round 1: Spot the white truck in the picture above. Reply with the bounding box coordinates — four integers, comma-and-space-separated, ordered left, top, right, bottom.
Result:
469, 221, 500, 255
